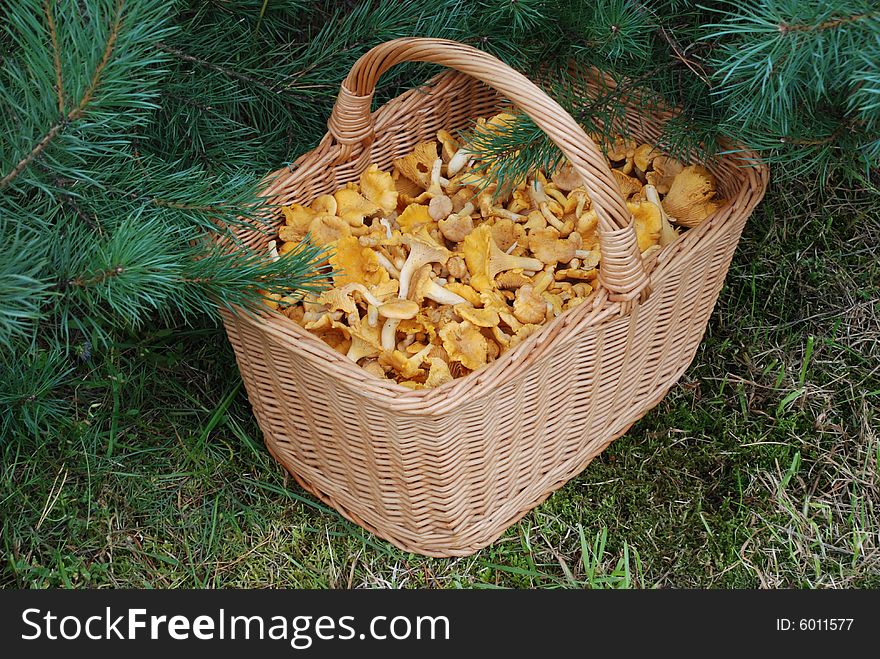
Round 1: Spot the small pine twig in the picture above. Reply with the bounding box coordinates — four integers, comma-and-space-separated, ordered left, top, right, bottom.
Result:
64, 266, 126, 289
779, 11, 880, 34
0, 0, 126, 190
44, 0, 65, 114
155, 42, 277, 93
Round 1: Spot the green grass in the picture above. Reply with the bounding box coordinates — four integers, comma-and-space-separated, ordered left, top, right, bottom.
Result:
2, 181, 878, 589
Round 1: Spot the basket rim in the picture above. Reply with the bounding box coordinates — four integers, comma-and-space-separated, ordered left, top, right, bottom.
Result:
228, 68, 768, 411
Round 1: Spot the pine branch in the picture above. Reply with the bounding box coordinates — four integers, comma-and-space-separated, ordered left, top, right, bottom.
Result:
778, 9, 880, 33
44, 0, 65, 114
0, 0, 125, 190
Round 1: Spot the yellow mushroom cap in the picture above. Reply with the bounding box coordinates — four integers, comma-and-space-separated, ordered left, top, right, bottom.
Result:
438, 320, 488, 372
311, 194, 337, 215
529, 228, 577, 265
281, 203, 316, 227
462, 225, 494, 292
360, 164, 398, 214
438, 212, 474, 243
307, 214, 351, 246
605, 136, 637, 162
317, 287, 358, 315
410, 265, 468, 306
334, 188, 379, 226
397, 203, 433, 233
393, 141, 439, 189
513, 285, 546, 325
424, 357, 453, 388
345, 320, 383, 362
378, 299, 420, 320
444, 282, 482, 306
329, 235, 390, 287
627, 200, 663, 252
662, 165, 723, 228
279, 203, 317, 243
633, 143, 659, 172
455, 304, 500, 328
436, 130, 460, 162
551, 161, 582, 192
612, 169, 643, 198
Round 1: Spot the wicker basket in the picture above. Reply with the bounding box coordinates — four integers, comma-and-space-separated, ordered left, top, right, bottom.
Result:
220, 38, 768, 557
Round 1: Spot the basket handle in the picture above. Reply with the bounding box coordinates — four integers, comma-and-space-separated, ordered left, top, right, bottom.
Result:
327, 37, 650, 305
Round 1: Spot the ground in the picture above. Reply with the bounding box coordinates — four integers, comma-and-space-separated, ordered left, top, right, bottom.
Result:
2, 180, 878, 588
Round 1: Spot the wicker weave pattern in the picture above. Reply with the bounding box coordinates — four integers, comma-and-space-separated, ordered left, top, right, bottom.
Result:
221, 39, 768, 556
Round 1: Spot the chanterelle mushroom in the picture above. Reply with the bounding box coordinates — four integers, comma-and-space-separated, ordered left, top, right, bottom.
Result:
438, 204, 474, 242
397, 203, 433, 233
308, 214, 351, 246
378, 299, 419, 320
463, 225, 543, 293
513, 284, 546, 325
334, 187, 378, 226
644, 184, 679, 247
329, 235, 390, 287
454, 304, 499, 328
279, 203, 317, 243
410, 264, 468, 306
551, 160, 582, 192
360, 164, 398, 214
633, 143, 659, 173
393, 141, 438, 189
613, 169, 643, 199
646, 155, 683, 194
378, 298, 420, 351
528, 179, 565, 231
529, 228, 580, 265
380, 345, 433, 380
311, 194, 337, 216
424, 357, 453, 388
662, 165, 723, 228
436, 129, 460, 163
276, 118, 706, 387
346, 318, 383, 362
439, 320, 488, 371
628, 200, 663, 252
398, 230, 451, 299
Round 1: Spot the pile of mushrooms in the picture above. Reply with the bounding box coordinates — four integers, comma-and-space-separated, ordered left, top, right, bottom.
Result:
266, 113, 725, 388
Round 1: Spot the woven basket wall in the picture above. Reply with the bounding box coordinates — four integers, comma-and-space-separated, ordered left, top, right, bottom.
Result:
220, 39, 768, 557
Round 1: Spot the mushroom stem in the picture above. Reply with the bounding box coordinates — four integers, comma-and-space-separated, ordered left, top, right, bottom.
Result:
529, 180, 564, 230
397, 258, 419, 300
533, 267, 555, 294
427, 158, 444, 197
422, 280, 468, 306
644, 184, 679, 247
397, 238, 450, 299
267, 240, 280, 262
381, 318, 400, 351
367, 304, 379, 327
374, 251, 400, 278
488, 242, 544, 277
543, 211, 566, 232
447, 147, 471, 176
491, 206, 525, 222
341, 283, 383, 308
